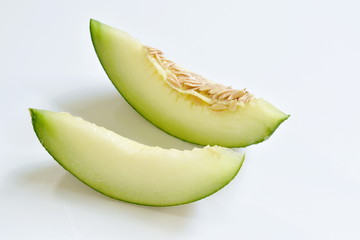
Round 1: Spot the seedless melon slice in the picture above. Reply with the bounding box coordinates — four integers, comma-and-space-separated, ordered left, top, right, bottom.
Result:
90, 19, 289, 147
30, 109, 244, 206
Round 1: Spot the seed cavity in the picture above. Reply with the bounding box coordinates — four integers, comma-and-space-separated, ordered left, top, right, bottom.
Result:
145, 46, 253, 111
211, 103, 227, 110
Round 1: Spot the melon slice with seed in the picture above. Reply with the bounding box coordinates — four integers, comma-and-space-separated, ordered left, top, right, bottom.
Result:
30, 108, 244, 206
90, 19, 289, 147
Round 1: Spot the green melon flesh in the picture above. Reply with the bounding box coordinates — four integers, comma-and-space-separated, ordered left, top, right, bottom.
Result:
90, 19, 289, 147
30, 109, 244, 206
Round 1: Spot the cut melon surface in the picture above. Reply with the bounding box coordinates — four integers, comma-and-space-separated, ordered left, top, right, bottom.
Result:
90, 19, 289, 147
30, 109, 244, 206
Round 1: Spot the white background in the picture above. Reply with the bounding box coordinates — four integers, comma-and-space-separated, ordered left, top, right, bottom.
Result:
1, 0, 360, 239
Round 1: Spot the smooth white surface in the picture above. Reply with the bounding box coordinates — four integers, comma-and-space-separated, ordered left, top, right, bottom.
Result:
1, 0, 360, 239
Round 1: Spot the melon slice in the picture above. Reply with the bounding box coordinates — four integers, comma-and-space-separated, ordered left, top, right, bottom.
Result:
90, 19, 289, 147
30, 109, 244, 206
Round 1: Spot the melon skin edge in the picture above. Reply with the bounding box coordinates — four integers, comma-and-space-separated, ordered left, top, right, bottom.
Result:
29, 108, 245, 207
89, 19, 289, 147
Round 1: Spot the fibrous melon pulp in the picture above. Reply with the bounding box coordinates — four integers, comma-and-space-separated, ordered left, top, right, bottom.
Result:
30, 109, 244, 206
90, 19, 289, 147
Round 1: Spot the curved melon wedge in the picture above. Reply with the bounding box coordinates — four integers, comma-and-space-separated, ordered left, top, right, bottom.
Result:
90, 19, 289, 147
30, 109, 244, 206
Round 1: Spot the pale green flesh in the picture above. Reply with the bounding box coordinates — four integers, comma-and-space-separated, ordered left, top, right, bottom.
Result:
90, 19, 289, 147
30, 109, 244, 206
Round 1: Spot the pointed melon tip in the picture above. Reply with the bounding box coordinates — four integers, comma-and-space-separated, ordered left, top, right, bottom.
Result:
29, 108, 48, 118
89, 18, 99, 27
29, 108, 53, 133
29, 108, 39, 119
89, 19, 100, 33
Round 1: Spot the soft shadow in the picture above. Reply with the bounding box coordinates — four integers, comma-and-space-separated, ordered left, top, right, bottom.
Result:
131, 200, 197, 218
53, 88, 196, 150
14, 163, 100, 198
17, 163, 195, 219
14, 163, 64, 194
55, 165, 196, 218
